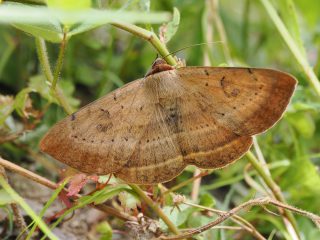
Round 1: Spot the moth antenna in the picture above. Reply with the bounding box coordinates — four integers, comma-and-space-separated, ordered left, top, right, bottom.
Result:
162, 41, 223, 59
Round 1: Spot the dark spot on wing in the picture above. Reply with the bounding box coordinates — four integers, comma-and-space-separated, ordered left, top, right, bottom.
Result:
182, 150, 187, 156
220, 76, 226, 88
231, 88, 240, 96
204, 69, 209, 76
248, 68, 253, 74
100, 108, 111, 117
71, 113, 76, 121
96, 123, 113, 132
220, 76, 239, 98
205, 82, 209, 86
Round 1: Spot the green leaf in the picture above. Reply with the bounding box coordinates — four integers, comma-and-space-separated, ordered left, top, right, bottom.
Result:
176, 207, 197, 227
1, 3, 171, 41
8, 2, 63, 43
199, 193, 216, 208
13, 23, 63, 43
159, 7, 180, 43
118, 190, 140, 210
47, 0, 91, 10
29, 75, 79, 109
96, 221, 112, 240
29, 75, 55, 103
0, 189, 15, 205
286, 112, 315, 138
83, 185, 132, 205
59, 80, 80, 108
159, 206, 179, 230
13, 87, 35, 118
159, 204, 189, 230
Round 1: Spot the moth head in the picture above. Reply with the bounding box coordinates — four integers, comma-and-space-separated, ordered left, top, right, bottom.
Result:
151, 58, 167, 68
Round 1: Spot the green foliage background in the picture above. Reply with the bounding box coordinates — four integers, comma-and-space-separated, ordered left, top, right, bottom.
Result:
0, 0, 319, 239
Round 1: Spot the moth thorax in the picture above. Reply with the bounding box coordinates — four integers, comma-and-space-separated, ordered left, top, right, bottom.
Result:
145, 70, 183, 101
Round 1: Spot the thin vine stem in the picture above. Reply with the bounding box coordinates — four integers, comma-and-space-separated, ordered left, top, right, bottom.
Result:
181, 200, 266, 240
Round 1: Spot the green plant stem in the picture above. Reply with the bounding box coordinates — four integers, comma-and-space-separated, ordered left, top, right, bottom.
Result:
210, 0, 233, 65
111, 22, 177, 66
35, 38, 53, 82
35, 37, 73, 114
0, 176, 58, 240
129, 184, 180, 235
246, 151, 300, 238
52, 33, 67, 91
259, 0, 320, 96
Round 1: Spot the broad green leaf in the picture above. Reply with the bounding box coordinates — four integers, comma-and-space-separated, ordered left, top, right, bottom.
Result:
6, 2, 63, 43
29, 75, 55, 103
282, 156, 320, 212
159, 206, 179, 230
0, 3, 171, 41
47, 0, 91, 10
159, 204, 190, 230
286, 112, 315, 138
292, 102, 320, 112
199, 193, 216, 208
176, 207, 197, 227
13, 23, 63, 43
29, 75, 80, 108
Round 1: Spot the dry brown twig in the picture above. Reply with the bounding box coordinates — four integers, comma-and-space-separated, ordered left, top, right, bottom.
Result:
171, 195, 266, 240
161, 197, 320, 240
0, 156, 136, 222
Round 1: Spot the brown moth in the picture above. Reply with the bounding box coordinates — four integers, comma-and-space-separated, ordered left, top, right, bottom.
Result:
40, 59, 297, 184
